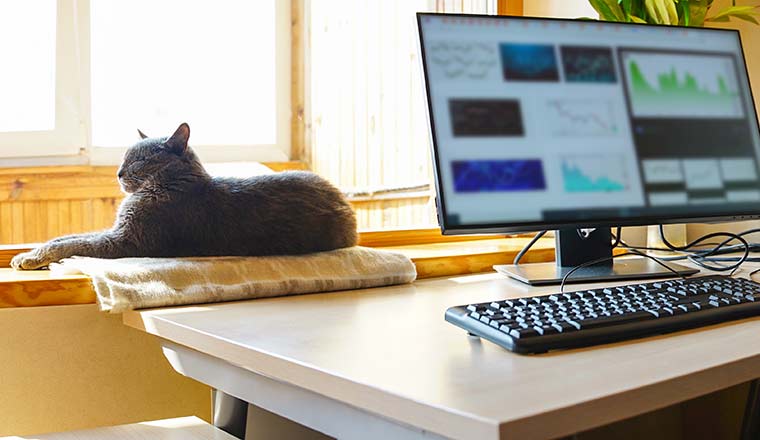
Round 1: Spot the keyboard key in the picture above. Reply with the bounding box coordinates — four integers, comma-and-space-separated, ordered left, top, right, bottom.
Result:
510, 328, 539, 339
644, 309, 660, 318
578, 311, 655, 330
499, 324, 516, 333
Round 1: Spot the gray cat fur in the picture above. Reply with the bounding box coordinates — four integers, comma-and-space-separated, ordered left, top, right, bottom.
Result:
11, 123, 357, 270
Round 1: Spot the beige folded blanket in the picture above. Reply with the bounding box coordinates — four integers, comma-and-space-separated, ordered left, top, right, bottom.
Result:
51, 247, 416, 313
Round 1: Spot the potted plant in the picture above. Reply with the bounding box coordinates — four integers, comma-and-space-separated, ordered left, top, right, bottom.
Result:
588, 0, 759, 26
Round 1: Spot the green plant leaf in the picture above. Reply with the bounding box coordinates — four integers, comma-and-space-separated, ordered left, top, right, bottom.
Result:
618, 0, 633, 18
688, 0, 709, 26
630, 0, 646, 18
710, 5, 759, 20
733, 13, 760, 24
590, 0, 626, 21
663, 0, 680, 24
678, 0, 691, 26
630, 15, 648, 23
706, 5, 760, 24
645, 0, 671, 23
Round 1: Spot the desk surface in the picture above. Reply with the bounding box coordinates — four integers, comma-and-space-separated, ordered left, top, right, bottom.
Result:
123, 267, 760, 440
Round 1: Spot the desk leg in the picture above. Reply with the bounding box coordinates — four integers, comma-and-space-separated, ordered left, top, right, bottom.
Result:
741, 379, 760, 440
213, 389, 248, 439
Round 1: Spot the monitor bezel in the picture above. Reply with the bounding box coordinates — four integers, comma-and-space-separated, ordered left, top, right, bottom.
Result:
416, 12, 760, 235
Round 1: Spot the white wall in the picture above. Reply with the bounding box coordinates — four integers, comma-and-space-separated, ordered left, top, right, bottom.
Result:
523, 0, 597, 19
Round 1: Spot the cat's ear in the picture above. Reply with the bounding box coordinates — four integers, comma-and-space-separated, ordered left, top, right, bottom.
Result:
137, 129, 149, 140
162, 123, 190, 155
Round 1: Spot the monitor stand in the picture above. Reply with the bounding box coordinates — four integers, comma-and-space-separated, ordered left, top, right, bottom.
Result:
494, 228, 699, 286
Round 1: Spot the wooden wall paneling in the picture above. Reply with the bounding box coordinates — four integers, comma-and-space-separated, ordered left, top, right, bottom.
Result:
47, 201, 60, 240
59, 200, 71, 236
11, 202, 23, 243
25, 201, 36, 243
82, 199, 94, 232
0, 163, 308, 245
36, 201, 48, 242
498, 0, 523, 15
0, 203, 11, 243
93, 199, 106, 231
70, 200, 84, 236
20, 202, 31, 242
290, 0, 308, 164
26, 201, 38, 242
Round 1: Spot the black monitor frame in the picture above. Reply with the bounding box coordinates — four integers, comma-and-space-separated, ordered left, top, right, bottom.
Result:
417, 13, 760, 237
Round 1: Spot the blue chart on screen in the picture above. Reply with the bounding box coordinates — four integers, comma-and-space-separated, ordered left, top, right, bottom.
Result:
452, 160, 546, 192
562, 156, 627, 192
499, 44, 559, 81
560, 46, 617, 83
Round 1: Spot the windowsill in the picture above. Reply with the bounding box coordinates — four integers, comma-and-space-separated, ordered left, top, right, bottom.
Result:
0, 237, 556, 308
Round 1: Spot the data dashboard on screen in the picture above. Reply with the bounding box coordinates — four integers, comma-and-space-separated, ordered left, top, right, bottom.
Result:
418, 15, 760, 231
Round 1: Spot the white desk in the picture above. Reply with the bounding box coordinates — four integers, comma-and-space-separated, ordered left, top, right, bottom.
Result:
123, 268, 760, 439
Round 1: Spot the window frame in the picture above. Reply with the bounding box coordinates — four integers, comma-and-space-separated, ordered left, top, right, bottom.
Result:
0, 0, 553, 277
0, 0, 86, 159
0, 0, 292, 166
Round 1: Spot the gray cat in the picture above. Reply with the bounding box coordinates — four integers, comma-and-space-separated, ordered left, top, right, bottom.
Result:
11, 123, 357, 270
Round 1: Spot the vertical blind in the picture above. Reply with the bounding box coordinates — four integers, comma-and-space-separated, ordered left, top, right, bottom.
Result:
309, 0, 494, 229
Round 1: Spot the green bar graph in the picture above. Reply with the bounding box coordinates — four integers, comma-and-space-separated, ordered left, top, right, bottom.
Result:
624, 52, 743, 118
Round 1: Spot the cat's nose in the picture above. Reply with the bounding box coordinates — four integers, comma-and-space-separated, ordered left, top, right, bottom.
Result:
117, 169, 125, 178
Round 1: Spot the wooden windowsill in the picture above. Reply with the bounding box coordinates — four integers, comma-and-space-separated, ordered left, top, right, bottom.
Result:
0, 237, 555, 308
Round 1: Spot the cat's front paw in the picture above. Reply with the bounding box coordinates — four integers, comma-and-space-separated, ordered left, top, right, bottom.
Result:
10, 252, 49, 270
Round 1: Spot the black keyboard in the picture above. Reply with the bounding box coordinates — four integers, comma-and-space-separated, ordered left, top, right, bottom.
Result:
445, 275, 760, 354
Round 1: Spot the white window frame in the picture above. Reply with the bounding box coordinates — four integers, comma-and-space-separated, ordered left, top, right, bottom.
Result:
0, 0, 291, 166
0, 0, 86, 160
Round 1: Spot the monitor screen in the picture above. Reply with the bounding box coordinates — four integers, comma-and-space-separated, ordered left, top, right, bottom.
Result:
417, 14, 760, 234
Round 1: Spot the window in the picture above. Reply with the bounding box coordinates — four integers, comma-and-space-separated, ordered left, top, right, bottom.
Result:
0, 0, 290, 164
306, 0, 496, 230
0, 0, 84, 158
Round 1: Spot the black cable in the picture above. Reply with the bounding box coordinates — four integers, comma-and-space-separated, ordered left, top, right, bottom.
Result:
615, 241, 760, 258
658, 225, 750, 274
518, 225, 755, 280
559, 249, 685, 293
610, 226, 622, 249
692, 228, 760, 254
513, 230, 547, 265
750, 267, 760, 280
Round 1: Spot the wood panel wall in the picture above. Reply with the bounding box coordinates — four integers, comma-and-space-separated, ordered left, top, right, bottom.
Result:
0, 167, 123, 245
0, 164, 433, 245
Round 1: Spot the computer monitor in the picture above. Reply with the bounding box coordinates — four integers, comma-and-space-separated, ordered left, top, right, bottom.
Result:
416, 13, 760, 285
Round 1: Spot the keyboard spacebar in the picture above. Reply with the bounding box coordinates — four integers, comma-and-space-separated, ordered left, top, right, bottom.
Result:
578, 311, 656, 330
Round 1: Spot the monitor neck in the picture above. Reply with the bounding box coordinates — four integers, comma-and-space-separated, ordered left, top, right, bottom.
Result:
555, 228, 612, 268
492, 227, 698, 285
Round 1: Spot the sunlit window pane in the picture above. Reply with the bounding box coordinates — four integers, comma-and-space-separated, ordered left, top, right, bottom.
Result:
90, 0, 276, 147
310, 0, 493, 229
0, 0, 56, 132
